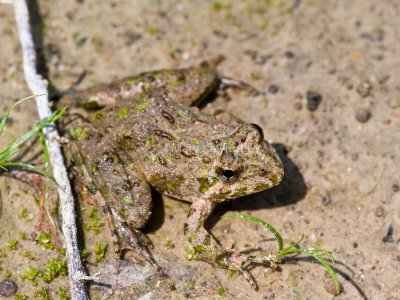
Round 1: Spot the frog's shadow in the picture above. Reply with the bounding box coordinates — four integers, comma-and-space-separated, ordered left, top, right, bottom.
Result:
206, 143, 307, 228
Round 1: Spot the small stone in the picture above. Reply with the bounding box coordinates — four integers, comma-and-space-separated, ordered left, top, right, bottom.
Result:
377, 74, 390, 84
360, 28, 385, 42
353, 242, 358, 248
268, 84, 279, 94
392, 183, 399, 193
255, 54, 271, 65
0, 279, 18, 297
306, 91, 322, 111
382, 224, 394, 243
284, 51, 295, 59
321, 194, 331, 206
355, 108, 371, 123
375, 206, 385, 217
244, 49, 258, 60
263, 288, 275, 299
293, 102, 302, 110
324, 280, 343, 296
356, 81, 372, 97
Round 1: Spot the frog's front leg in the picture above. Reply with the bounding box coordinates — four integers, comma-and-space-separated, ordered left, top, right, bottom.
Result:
184, 199, 257, 289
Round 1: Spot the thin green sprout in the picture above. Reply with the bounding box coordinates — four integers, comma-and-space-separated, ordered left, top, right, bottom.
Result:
0, 94, 45, 136
39, 129, 58, 230
223, 212, 340, 295
223, 212, 283, 252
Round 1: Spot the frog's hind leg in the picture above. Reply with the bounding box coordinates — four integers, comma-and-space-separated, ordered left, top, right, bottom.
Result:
83, 141, 163, 274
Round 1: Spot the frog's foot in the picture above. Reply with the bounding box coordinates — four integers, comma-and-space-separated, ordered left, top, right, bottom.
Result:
219, 76, 261, 96
105, 206, 163, 275
184, 199, 258, 289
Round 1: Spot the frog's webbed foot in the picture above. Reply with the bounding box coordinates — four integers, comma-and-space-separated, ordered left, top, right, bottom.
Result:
105, 206, 164, 275
219, 76, 261, 96
184, 199, 258, 290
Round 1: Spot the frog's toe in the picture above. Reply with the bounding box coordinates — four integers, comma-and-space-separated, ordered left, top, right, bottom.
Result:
217, 251, 258, 290
219, 76, 261, 96
107, 207, 164, 275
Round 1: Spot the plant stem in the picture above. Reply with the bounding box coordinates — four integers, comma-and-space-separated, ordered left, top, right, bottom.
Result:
11, 0, 89, 299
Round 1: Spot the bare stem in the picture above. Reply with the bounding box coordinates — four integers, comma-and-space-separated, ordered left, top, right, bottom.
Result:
11, 0, 89, 299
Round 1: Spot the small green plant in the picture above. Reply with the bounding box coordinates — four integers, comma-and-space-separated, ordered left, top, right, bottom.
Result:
94, 241, 107, 262
15, 294, 29, 300
37, 232, 54, 249
59, 287, 71, 300
0, 95, 65, 231
21, 265, 40, 285
6, 239, 17, 250
0, 94, 65, 174
223, 213, 340, 295
34, 287, 50, 300
41, 258, 68, 283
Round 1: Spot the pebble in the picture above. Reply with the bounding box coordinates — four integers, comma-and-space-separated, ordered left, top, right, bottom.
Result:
284, 51, 295, 59
375, 206, 385, 217
255, 54, 271, 65
356, 81, 372, 97
382, 224, 394, 243
321, 194, 331, 206
0, 279, 18, 297
324, 280, 343, 296
268, 84, 279, 94
306, 91, 322, 111
294, 102, 302, 110
262, 288, 275, 299
355, 108, 372, 123
392, 183, 399, 193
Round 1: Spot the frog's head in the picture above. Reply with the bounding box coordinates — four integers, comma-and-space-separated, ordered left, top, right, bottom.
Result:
204, 124, 284, 201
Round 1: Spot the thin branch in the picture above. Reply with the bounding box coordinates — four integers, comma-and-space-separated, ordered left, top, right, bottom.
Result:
11, 0, 89, 299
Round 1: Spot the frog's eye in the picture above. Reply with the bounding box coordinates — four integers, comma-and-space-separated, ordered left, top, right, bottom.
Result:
221, 169, 236, 179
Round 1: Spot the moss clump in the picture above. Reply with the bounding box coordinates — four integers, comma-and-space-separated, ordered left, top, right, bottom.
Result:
6, 239, 17, 250
83, 208, 104, 234
20, 207, 28, 218
94, 242, 108, 263
37, 233, 54, 249
34, 287, 50, 300
217, 287, 225, 297
21, 266, 40, 286
41, 258, 68, 283
59, 287, 71, 300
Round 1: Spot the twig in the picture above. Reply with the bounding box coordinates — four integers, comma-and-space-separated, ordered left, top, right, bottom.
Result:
11, 1, 89, 299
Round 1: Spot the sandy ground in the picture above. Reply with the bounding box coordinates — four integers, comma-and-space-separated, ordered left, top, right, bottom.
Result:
1, 0, 400, 299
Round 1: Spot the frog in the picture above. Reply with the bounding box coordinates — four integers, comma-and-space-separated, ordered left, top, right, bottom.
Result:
57, 66, 284, 289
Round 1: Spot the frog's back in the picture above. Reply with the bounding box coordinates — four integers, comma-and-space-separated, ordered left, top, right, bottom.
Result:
105, 90, 239, 202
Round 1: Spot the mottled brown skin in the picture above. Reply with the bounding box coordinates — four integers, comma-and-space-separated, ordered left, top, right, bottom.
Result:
58, 67, 284, 288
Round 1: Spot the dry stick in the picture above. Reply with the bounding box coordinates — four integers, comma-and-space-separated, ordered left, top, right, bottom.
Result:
12, 0, 89, 299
